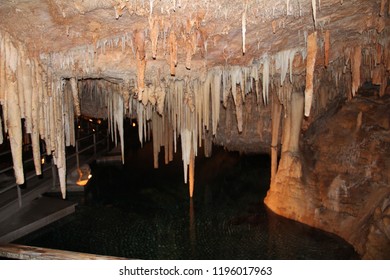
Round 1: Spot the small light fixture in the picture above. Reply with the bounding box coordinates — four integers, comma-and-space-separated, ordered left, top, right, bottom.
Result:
88, 174, 92, 179
41, 157, 45, 165
132, 122, 136, 127
89, 118, 93, 122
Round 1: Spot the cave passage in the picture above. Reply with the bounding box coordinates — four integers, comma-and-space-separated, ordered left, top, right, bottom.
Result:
15, 122, 359, 260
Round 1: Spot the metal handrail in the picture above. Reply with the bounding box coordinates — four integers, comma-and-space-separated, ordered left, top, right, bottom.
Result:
0, 131, 109, 199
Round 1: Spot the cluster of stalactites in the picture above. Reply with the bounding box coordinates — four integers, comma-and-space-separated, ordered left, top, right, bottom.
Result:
78, 79, 126, 164
0, 31, 82, 199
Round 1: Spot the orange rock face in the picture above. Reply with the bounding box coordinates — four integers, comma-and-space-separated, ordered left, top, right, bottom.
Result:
265, 90, 390, 259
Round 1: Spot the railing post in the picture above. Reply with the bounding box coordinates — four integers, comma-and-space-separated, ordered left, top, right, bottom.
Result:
93, 133, 97, 158
51, 161, 57, 189
76, 140, 80, 170
106, 128, 110, 152
17, 185, 22, 208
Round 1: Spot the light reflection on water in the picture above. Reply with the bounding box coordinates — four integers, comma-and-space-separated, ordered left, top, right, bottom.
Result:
16, 142, 359, 259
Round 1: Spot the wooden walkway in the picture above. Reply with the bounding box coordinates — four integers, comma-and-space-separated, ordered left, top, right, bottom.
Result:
0, 130, 110, 244
0, 244, 126, 260
0, 196, 76, 243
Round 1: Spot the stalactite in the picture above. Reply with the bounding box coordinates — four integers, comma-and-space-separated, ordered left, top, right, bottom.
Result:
351, 46, 362, 97
0, 34, 5, 104
221, 69, 228, 107
324, 30, 330, 68
235, 85, 243, 133
149, 16, 159, 59
52, 77, 67, 199
135, 30, 146, 95
5, 36, 24, 185
242, 3, 247, 55
70, 77, 80, 116
63, 82, 72, 147
30, 60, 42, 176
304, 32, 317, 117
311, 0, 317, 27
152, 111, 162, 168
250, 66, 259, 104
275, 50, 293, 86
185, 34, 195, 70
271, 91, 282, 181
21, 58, 33, 134
262, 55, 270, 105
0, 116, 3, 144
114, 92, 125, 163
169, 31, 178, 76
16, 45, 25, 120
380, 0, 386, 16
211, 70, 221, 135
202, 74, 211, 131
156, 84, 166, 115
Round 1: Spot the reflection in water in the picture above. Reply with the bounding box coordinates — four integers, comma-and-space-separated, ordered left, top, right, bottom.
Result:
15, 125, 359, 259
189, 198, 196, 255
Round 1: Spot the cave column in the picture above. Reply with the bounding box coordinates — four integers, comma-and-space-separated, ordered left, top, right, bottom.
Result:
270, 91, 282, 181
288, 92, 304, 154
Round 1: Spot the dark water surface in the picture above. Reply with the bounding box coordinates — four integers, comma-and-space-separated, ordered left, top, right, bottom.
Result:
16, 126, 359, 259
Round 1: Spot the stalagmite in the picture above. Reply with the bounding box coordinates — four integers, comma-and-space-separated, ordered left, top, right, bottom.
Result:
324, 30, 330, 68
70, 77, 80, 116
351, 46, 361, 97
271, 92, 282, 180
5, 37, 24, 185
304, 32, 317, 117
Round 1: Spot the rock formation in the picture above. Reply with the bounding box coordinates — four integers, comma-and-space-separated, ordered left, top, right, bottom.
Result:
0, 0, 389, 258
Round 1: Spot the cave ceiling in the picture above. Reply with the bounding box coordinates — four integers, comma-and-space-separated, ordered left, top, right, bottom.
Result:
1, 0, 387, 80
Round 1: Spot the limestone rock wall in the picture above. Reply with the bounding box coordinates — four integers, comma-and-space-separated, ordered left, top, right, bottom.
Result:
265, 90, 390, 259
